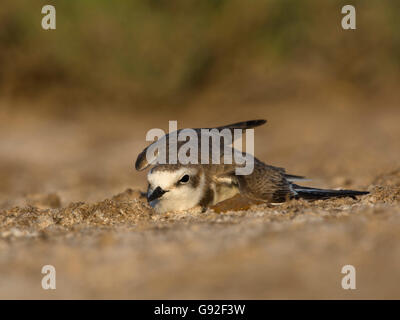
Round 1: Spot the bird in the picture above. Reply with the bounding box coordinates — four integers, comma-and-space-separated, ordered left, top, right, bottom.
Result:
135, 119, 369, 213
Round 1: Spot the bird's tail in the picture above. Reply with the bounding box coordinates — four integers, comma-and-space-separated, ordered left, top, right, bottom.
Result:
292, 184, 369, 200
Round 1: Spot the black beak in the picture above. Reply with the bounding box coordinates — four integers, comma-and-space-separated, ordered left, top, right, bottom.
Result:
147, 186, 167, 202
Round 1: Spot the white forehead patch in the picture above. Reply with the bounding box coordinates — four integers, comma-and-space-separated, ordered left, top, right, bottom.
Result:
148, 167, 197, 190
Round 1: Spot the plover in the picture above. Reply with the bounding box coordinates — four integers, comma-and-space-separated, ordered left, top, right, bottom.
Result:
136, 120, 368, 213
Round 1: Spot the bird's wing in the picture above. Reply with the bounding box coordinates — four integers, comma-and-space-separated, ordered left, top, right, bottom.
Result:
135, 119, 267, 171
272, 166, 307, 182
226, 158, 295, 203
216, 119, 267, 131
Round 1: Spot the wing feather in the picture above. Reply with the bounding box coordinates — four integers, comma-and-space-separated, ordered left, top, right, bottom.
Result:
135, 119, 267, 171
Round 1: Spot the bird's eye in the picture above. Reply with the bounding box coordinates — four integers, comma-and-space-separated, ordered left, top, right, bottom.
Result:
179, 174, 190, 184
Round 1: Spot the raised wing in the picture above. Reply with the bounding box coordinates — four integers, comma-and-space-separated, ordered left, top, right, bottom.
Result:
135, 119, 266, 171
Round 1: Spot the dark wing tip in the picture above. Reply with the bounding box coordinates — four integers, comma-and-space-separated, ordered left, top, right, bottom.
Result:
249, 119, 267, 127
218, 119, 267, 130
135, 150, 149, 171
284, 174, 307, 181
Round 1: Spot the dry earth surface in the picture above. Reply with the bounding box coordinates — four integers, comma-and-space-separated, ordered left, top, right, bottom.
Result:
0, 94, 399, 299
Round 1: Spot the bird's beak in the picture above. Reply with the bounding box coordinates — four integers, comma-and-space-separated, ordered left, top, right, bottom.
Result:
147, 186, 167, 202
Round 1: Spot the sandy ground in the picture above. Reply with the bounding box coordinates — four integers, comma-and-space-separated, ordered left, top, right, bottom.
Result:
0, 94, 400, 299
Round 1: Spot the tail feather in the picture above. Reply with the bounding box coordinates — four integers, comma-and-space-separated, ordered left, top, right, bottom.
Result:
292, 184, 369, 200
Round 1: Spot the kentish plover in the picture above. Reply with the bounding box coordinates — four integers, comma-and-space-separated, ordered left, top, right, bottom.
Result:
136, 120, 368, 213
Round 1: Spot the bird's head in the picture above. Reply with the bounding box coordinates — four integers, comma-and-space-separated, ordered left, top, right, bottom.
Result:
147, 165, 205, 213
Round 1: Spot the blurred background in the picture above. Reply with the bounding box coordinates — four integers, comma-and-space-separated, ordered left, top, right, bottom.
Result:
1, 0, 399, 207
1, 1, 399, 111
0, 0, 400, 299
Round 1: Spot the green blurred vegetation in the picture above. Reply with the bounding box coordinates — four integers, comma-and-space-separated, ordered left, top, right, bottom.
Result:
0, 0, 399, 110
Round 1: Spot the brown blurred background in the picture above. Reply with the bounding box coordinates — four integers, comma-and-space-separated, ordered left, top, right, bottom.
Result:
0, 0, 400, 299
0, 0, 399, 206
1, 1, 399, 109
